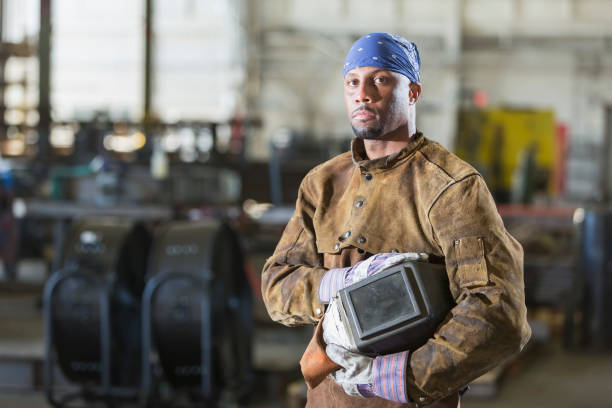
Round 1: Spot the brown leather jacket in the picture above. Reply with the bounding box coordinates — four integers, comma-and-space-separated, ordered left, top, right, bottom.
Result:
262, 133, 531, 406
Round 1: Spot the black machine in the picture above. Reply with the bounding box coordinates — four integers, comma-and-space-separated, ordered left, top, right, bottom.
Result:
141, 220, 253, 406
43, 219, 152, 406
338, 261, 454, 355
581, 209, 612, 348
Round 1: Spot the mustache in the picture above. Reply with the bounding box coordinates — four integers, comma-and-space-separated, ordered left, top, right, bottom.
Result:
352, 105, 376, 117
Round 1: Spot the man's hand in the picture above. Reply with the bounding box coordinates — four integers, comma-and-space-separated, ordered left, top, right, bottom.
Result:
318, 252, 428, 303
326, 342, 415, 403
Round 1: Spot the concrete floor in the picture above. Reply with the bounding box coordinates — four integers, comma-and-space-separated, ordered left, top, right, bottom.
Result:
1, 343, 611, 408
464, 344, 612, 408
1, 268, 611, 408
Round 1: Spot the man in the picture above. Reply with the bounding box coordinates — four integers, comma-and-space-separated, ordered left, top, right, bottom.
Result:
262, 32, 531, 407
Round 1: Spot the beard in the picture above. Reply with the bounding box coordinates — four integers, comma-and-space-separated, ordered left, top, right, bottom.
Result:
350, 106, 385, 140
351, 124, 384, 140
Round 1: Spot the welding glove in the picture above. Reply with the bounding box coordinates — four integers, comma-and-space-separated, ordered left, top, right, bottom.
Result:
327, 343, 415, 403
326, 343, 374, 397
321, 295, 356, 352
318, 252, 428, 303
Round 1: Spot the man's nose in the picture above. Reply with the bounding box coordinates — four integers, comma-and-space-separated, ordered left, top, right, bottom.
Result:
355, 82, 373, 104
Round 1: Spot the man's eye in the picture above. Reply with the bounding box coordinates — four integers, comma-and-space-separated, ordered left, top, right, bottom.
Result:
374, 77, 387, 84
346, 79, 358, 86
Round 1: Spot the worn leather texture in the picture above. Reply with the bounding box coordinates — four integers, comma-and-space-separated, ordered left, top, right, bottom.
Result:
262, 133, 531, 405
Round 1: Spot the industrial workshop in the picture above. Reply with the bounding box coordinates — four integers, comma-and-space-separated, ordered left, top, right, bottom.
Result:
0, 1, 611, 407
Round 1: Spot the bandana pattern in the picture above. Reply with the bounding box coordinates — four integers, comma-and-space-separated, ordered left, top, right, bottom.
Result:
343, 32, 421, 83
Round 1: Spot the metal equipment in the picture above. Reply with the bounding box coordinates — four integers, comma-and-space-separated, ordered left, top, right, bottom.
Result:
141, 220, 253, 406
581, 209, 612, 349
338, 261, 454, 356
43, 219, 152, 407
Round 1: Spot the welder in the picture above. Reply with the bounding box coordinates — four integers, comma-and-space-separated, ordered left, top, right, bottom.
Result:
262, 32, 531, 407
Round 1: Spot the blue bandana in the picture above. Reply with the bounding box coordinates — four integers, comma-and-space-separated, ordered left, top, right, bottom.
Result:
343, 33, 421, 83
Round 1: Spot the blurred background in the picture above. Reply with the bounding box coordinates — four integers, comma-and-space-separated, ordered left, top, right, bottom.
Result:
0, 0, 611, 407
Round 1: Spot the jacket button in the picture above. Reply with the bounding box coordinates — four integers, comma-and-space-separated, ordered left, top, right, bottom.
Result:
364, 173, 372, 181
342, 230, 351, 239
334, 243, 340, 250
357, 236, 366, 244
355, 200, 364, 208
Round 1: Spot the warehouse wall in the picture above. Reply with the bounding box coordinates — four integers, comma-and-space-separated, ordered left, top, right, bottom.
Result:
48, 0, 612, 199
247, 0, 612, 198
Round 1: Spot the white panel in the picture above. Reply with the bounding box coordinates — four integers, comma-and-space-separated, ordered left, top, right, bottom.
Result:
51, 0, 144, 121
521, 0, 572, 21
577, 0, 612, 22
153, 0, 245, 122
286, 0, 416, 34
260, 0, 294, 27
404, 0, 450, 20
2, 0, 39, 43
347, 0, 396, 26
463, 0, 515, 32
461, 50, 574, 123
290, 0, 344, 25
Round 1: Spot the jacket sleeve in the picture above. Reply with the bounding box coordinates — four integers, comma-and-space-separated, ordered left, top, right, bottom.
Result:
404, 174, 531, 404
261, 175, 327, 326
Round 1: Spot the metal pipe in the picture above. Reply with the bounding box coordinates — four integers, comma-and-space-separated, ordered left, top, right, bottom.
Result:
143, 0, 153, 135
37, 0, 51, 160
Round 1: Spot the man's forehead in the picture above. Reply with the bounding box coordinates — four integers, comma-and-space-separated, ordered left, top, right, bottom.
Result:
344, 67, 405, 80
345, 67, 387, 76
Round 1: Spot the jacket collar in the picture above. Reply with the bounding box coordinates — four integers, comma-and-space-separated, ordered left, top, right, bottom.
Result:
351, 132, 424, 171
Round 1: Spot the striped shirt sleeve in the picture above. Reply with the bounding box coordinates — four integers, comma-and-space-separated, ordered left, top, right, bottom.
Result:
318, 267, 351, 303
363, 351, 410, 403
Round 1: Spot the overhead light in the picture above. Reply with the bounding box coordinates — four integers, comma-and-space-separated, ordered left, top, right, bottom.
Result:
3, 139, 26, 156
24, 130, 39, 144
103, 131, 147, 153
197, 128, 214, 152
573, 208, 585, 225
50, 125, 76, 148
25, 110, 39, 127
4, 109, 25, 125
161, 131, 181, 153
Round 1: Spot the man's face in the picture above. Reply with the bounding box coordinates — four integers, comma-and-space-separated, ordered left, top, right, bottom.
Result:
344, 66, 412, 140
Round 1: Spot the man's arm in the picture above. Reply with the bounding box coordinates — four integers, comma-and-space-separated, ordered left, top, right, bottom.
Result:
401, 173, 531, 403
261, 177, 327, 326
349, 174, 530, 404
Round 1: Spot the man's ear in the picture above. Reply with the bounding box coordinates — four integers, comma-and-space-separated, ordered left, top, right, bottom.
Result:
409, 82, 422, 104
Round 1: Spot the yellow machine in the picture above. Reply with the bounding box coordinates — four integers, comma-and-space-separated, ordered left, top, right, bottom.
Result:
455, 108, 556, 202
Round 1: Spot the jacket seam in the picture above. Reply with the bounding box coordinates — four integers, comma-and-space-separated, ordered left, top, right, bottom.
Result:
417, 148, 456, 182
426, 173, 481, 245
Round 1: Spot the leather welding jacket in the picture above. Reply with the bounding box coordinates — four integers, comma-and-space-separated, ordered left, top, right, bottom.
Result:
261, 133, 531, 406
